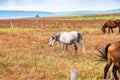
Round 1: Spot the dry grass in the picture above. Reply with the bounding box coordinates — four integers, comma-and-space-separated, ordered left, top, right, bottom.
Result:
0, 24, 120, 80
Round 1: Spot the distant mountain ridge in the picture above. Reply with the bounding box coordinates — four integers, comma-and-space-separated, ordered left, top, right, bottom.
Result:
0, 8, 120, 19
0, 10, 55, 19
59, 9, 120, 15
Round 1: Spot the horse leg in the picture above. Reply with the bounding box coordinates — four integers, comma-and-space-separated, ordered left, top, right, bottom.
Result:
74, 42, 77, 54
66, 44, 68, 51
104, 59, 112, 79
111, 28, 114, 33
117, 63, 120, 79
118, 69, 120, 79
112, 63, 118, 80
119, 27, 120, 33
61, 42, 64, 52
108, 27, 110, 33
118, 67, 120, 79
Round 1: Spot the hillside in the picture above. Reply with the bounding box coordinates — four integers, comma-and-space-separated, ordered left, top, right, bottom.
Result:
68, 9, 120, 16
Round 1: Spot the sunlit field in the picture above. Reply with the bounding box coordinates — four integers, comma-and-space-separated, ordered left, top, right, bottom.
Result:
0, 14, 120, 80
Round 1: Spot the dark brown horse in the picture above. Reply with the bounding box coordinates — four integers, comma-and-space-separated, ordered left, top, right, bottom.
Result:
97, 41, 120, 80
101, 20, 120, 33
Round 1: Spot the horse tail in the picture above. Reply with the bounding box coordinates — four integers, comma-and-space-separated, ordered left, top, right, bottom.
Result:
96, 43, 111, 62
77, 33, 82, 42
103, 43, 111, 61
77, 33, 85, 52
99, 43, 111, 61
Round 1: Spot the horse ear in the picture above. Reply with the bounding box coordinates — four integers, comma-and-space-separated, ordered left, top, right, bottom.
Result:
53, 33, 55, 35
51, 36, 53, 38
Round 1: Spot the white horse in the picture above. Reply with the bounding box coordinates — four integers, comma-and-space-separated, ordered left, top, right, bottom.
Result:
49, 31, 85, 53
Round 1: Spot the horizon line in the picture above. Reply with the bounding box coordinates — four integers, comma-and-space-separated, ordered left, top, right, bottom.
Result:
0, 8, 120, 12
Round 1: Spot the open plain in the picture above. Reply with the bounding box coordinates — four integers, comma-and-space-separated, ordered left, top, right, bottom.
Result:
0, 14, 120, 80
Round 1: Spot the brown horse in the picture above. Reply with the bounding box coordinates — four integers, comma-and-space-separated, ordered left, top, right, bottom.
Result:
101, 20, 120, 33
97, 41, 120, 80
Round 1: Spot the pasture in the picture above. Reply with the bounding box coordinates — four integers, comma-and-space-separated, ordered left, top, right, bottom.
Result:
0, 14, 120, 80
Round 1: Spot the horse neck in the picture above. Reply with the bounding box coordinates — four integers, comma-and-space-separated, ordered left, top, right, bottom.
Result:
55, 33, 61, 41
102, 23, 107, 32
103, 23, 107, 29
114, 21, 120, 27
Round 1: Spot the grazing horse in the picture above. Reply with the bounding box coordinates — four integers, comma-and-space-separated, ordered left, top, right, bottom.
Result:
97, 41, 120, 80
49, 31, 85, 53
101, 20, 120, 33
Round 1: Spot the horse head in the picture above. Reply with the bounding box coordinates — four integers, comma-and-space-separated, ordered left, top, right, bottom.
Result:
49, 32, 61, 46
101, 28, 106, 33
49, 35, 57, 46
114, 20, 120, 27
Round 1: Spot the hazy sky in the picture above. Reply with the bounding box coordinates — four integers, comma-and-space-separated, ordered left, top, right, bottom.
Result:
0, 0, 120, 12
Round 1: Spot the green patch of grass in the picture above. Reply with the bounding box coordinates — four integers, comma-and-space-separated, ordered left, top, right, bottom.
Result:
0, 58, 14, 67
0, 26, 115, 80
79, 27, 99, 32
75, 15, 120, 20
0, 28, 40, 33
55, 15, 120, 21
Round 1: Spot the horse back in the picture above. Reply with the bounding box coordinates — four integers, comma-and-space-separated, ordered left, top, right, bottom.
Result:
106, 20, 118, 28
59, 31, 81, 43
70, 31, 82, 40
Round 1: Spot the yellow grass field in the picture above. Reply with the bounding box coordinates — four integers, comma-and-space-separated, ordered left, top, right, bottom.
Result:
0, 15, 120, 80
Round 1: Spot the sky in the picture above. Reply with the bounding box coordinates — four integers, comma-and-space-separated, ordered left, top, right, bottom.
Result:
0, 0, 120, 12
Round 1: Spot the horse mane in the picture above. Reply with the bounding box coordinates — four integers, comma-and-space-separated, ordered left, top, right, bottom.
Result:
114, 20, 120, 26
55, 32, 62, 41
103, 22, 107, 28
101, 22, 107, 32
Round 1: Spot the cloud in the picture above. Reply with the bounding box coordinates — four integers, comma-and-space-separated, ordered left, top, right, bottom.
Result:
0, 0, 119, 11
0, 0, 9, 5
0, 0, 47, 11
0, 0, 79, 11
0, 0, 45, 6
